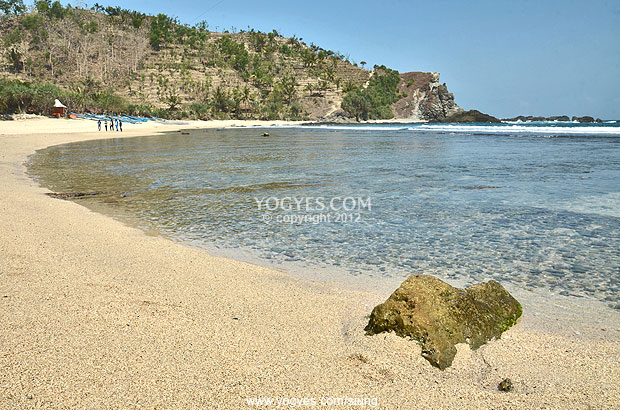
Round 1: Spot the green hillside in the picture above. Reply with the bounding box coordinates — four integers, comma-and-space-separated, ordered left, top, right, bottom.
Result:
1, 1, 375, 120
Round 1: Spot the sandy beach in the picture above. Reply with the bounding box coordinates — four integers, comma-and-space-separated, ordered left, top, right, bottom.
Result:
1, 117, 619, 409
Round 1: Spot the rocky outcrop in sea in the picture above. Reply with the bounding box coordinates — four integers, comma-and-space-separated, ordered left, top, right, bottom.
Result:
502, 115, 603, 123
439, 109, 500, 123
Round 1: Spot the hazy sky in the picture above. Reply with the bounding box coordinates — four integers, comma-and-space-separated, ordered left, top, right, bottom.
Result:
67, 0, 620, 118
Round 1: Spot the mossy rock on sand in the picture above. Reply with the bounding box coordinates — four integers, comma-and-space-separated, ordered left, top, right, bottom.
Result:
365, 274, 522, 369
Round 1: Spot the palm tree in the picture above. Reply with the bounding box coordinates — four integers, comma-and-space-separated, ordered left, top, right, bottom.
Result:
280, 73, 298, 104
240, 85, 252, 117
213, 86, 229, 114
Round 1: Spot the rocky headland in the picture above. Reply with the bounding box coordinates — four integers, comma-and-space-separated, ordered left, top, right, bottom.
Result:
391, 72, 463, 122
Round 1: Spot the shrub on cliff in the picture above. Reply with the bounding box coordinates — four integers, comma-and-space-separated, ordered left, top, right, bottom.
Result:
341, 66, 401, 121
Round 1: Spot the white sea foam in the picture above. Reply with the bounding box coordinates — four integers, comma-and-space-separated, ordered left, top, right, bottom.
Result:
414, 124, 620, 135
271, 124, 412, 131
246, 123, 620, 136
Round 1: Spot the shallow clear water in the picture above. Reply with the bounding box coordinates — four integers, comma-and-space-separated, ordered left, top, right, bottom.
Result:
28, 123, 620, 306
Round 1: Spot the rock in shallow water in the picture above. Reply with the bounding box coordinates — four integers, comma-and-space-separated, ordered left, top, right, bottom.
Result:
365, 274, 522, 369
46, 191, 100, 199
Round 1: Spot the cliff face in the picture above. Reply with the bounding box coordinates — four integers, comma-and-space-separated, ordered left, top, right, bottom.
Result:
392, 72, 462, 122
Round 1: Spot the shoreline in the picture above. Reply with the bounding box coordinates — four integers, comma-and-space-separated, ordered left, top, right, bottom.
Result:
1, 118, 619, 408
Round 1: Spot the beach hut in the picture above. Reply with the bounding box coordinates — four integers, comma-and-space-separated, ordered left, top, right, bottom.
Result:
52, 99, 67, 118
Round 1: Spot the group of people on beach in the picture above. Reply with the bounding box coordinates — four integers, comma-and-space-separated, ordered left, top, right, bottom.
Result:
97, 118, 123, 132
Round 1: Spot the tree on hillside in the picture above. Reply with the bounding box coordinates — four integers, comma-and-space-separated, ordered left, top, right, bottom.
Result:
300, 48, 316, 67
4, 27, 25, 72
35, 0, 50, 13
162, 92, 181, 111
278, 73, 298, 104
0, 0, 24, 15
341, 67, 401, 121
34, 0, 66, 19
239, 85, 252, 116
48, 1, 66, 18
341, 90, 369, 121
91, 3, 104, 12
213, 86, 231, 115
149, 14, 174, 49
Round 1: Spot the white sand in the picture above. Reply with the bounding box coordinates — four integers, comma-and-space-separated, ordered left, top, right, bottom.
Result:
1, 118, 619, 409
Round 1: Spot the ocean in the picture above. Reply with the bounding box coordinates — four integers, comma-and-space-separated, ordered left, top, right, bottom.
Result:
28, 121, 620, 307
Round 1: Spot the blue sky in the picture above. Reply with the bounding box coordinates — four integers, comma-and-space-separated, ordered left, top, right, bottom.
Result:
67, 0, 619, 118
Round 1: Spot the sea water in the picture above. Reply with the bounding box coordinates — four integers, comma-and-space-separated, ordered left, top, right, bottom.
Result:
28, 122, 620, 307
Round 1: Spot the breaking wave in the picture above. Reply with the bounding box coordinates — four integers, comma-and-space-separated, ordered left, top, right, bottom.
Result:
240, 122, 620, 136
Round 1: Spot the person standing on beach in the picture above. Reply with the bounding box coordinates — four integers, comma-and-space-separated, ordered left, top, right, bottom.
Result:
98, 119, 101, 131
119, 119, 123, 132
104, 120, 108, 131
115, 119, 119, 132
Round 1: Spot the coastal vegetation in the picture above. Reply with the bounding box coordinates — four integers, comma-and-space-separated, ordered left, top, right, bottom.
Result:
341, 66, 403, 121
0, 2, 371, 119
0, 77, 61, 114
